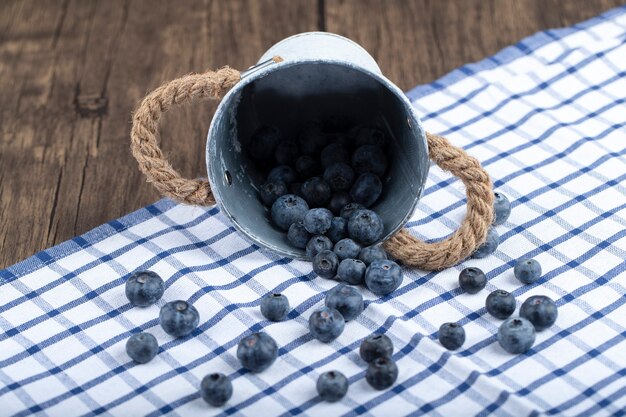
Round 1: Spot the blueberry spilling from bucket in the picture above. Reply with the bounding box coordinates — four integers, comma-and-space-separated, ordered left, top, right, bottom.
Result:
248, 121, 406, 296
124, 33, 530, 401
252, 122, 388, 237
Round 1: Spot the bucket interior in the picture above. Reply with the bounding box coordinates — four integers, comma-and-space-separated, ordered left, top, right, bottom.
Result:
209, 62, 427, 259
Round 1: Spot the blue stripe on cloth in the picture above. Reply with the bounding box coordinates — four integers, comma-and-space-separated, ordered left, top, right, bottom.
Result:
3, 173, 624, 412
2, 5, 626, 417
0, 199, 178, 283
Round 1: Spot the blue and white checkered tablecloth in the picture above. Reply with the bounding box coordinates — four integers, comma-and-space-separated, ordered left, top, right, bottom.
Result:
2, 6, 626, 417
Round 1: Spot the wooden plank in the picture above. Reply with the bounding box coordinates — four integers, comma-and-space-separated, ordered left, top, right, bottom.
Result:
0, 0, 318, 267
324, 0, 624, 91
0, 0, 96, 266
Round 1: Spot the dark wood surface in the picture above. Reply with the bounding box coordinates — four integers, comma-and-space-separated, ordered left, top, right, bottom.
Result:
0, 0, 622, 268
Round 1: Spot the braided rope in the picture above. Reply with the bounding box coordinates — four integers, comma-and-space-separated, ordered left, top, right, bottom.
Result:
130, 67, 240, 205
130, 67, 494, 270
382, 132, 494, 270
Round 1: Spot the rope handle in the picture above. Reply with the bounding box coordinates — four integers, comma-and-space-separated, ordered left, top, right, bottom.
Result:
130, 66, 494, 270
130, 66, 241, 206
382, 133, 494, 270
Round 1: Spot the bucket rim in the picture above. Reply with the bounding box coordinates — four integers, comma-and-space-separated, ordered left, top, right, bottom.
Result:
257, 31, 381, 72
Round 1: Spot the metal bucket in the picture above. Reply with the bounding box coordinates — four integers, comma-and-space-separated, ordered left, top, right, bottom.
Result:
207, 32, 429, 259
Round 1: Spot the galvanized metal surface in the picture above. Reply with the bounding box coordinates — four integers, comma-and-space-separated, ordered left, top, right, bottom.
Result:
258, 32, 382, 74
207, 32, 429, 259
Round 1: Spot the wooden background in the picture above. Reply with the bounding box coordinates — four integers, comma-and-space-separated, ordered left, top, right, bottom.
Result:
0, 0, 623, 268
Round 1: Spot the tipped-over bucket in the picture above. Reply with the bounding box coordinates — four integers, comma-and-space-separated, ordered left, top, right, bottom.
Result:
206, 32, 429, 259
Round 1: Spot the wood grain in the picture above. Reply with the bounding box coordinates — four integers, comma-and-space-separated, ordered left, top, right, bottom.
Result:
325, 0, 624, 91
0, 0, 622, 267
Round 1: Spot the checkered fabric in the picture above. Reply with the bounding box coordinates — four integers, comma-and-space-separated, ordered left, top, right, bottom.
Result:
2, 6, 626, 416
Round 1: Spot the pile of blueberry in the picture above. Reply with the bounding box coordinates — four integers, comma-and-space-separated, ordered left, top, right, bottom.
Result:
437, 194, 558, 354
121, 120, 559, 406
255, 122, 403, 323
120, 121, 409, 407
252, 121, 401, 290
252, 122, 407, 399
254, 121, 387, 219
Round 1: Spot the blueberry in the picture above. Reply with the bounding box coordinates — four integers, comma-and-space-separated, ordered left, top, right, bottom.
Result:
325, 115, 352, 133
328, 192, 352, 215
326, 217, 348, 243
200, 373, 233, 407
295, 155, 320, 179
271, 194, 309, 231
327, 131, 353, 148
299, 123, 328, 156
303, 208, 333, 235
290, 182, 304, 197
309, 306, 345, 343
237, 332, 278, 372
126, 332, 158, 363
346, 124, 363, 141
355, 127, 386, 147
317, 370, 349, 402
267, 165, 298, 185
514, 259, 542, 284
458, 267, 487, 294
340, 202, 366, 220
321, 143, 350, 168
325, 284, 364, 321
337, 258, 367, 285
520, 295, 558, 331
493, 192, 511, 226
159, 300, 199, 337
333, 238, 361, 261
352, 145, 388, 177
260, 293, 290, 322
323, 163, 355, 192
438, 323, 465, 350
365, 260, 402, 296
259, 181, 288, 206
348, 209, 384, 245
274, 140, 299, 166
313, 250, 339, 279
366, 356, 398, 390
306, 235, 333, 259
301, 177, 332, 207
497, 317, 536, 354
287, 221, 311, 249
486, 289, 516, 319
472, 228, 499, 259
358, 245, 388, 265
360, 334, 394, 363
350, 173, 382, 207
248, 126, 280, 161
125, 271, 165, 307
